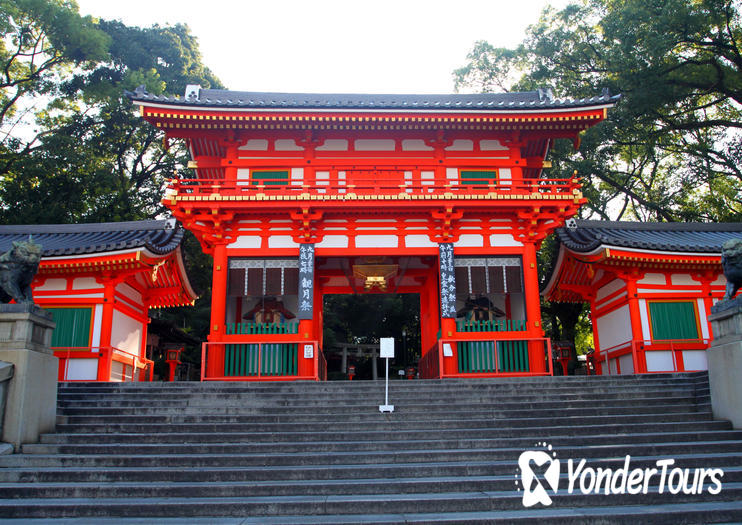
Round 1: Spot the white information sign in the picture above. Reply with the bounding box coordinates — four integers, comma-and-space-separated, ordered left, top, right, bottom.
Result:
380, 337, 394, 358
303, 344, 314, 359
443, 343, 453, 357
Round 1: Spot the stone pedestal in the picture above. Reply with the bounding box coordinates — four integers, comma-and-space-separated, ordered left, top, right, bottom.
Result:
708, 298, 742, 429
0, 305, 57, 451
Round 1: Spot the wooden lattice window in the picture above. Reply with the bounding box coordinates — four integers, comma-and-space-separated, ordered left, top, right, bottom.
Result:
648, 301, 699, 340
49, 307, 91, 348
251, 170, 289, 186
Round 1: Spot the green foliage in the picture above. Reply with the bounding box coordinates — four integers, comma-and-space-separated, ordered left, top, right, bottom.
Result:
455, 0, 742, 222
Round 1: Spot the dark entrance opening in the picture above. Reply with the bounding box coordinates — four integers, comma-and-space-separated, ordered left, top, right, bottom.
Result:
322, 294, 421, 380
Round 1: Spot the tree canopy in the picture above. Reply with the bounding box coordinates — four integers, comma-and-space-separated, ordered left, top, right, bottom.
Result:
455, 0, 742, 222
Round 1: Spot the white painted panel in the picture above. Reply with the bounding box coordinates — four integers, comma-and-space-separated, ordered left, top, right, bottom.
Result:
110, 361, 126, 382
228, 236, 262, 249
65, 358, 98, 381
401, 139, 432, 151
316, 236, 348, 249
36, 278, 66, 291
609, 358, 618, 375
489, 234, 522, 247
618, 354, 634, 375
638, 273, 666, 285
405, 235, 437, 248
91, 304, 102, 348
290, 168, 304, 185
454, 235, 484, 248
117, 283, 142, 306
237, 168, 250, 180
638, 299, 651, 340
275, 139, 302, 151
355, 235, 398, 248
446, 139, 473, 151
697, 298, 710, 338
268, 236, 299, 249
711, 274, 727, 286
596, 279, 625, 302
646, 351, 675, 372
683, 350, 708, 371
111, 310, 142, 356
73, 277, 101, 290
446, 168, 458, 180
480, 140, 508, 151
499, 168, 512, 184
595, 305, 631, 351
671, 274, 697, 286
316, 139, 348, 151
36, 293, 103, 300
239, 139, 268, 150
354, 139, 395, 151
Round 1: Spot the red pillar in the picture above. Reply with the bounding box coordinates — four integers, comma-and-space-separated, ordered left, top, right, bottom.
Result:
96, 279, 116, 381
523, 241, 546, 373
624, 273, 647, 373
206, 243, 228, 378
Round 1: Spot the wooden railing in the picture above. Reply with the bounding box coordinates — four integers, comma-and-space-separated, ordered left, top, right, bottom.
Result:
167, 172, 582, 200
53, 346, 154, 382
420, 337, 552, 379
598, 338, 711, 375
456, 319, 527, 332
201, 340, 324, 381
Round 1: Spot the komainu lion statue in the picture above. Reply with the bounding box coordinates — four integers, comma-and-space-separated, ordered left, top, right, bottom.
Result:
0, 238, 43, 305
721, 238, 742, 301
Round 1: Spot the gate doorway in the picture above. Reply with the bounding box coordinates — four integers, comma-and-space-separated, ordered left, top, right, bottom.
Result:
322, 294, 421, 380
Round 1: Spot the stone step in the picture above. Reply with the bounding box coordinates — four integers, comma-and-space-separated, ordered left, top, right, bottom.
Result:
2, 467, 741, 498
1, 483, 740, 519
38, 419, 734, 444
24, 429, 742, 455
3, 441, 741, 469
49, 410, 718, 434
2, 452, 738, 483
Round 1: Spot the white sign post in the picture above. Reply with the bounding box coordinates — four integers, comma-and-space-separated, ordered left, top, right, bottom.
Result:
379, 337, 394, 413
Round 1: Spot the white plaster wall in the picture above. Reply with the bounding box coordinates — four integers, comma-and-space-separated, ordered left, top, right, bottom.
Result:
646, 350, 675, 372
446, 140, 473, 151
454, 235, 484, 248
698, 298, 710, 338
316, 236, 349, 249
73, 277, 101, 290
596, 279, 625, 302
228, 236, 262, 249
110, 361, 129, 382
91, 304, 102, 348
354, 139, 395, 151
671, 274, 697, 286
65, 358, 98, 381
275, 139, 302, 151
480, 140, 508, 151
316, 139, 348, 151
239, 139, 268, 150
268, 236, 299, 249
117, 283, 142, 306
683, 350, 708, 371
111, 310, 142, 356
35, 279, 66, 291
489, 234, 522, 247
595, 305, 631, 350
291, 167, 304, 185
711, 274, 727, 286
499, 168, 512, 185
638, 299, 652, 341
355, 235, 398, 248
618, 354, 635, 375
404, 235, 437, 248
638, 273, 666, 285
401, 139, 432, 151
609, 358, 618, 375
446, 168, 458, 180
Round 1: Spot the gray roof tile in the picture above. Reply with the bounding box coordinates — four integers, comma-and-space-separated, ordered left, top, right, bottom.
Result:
0, 220, 184, 257
127, 86, 620, 111
557, 220, 742, 254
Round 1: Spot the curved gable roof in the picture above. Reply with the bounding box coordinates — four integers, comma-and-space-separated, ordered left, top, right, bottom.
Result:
0, 219, 184, 257
556, 220, 742, 255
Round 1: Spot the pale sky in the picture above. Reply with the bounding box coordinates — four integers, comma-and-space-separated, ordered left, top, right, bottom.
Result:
75, 0, 567, 95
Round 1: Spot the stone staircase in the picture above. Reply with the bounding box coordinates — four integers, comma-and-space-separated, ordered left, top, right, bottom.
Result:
0, 373, 741, 523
